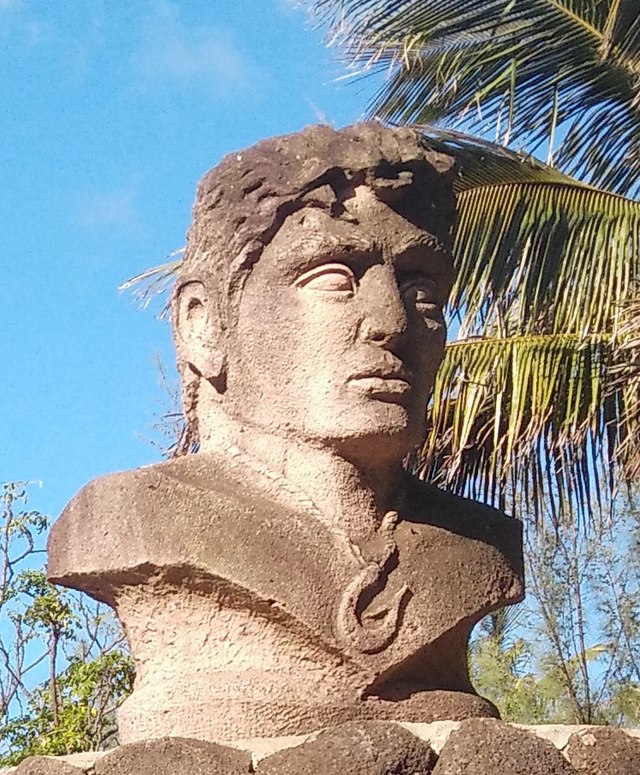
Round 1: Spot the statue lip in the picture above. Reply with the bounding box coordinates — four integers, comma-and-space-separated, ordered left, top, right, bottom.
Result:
348, 363, 414, 397
350, 362, 413, 383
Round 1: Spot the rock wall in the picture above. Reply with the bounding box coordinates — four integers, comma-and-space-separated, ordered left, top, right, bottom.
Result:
8, 719, 640, 774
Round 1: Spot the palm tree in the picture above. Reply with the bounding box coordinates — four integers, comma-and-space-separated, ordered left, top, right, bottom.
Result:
305, 0, 640, 524
313, 0, 639, 195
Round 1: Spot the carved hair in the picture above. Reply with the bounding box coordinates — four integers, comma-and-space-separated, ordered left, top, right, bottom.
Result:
172, 123, 456, 453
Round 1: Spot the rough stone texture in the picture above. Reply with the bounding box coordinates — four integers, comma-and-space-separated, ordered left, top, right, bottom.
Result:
229, 733, 312, 764
257, 721, 437, 775
432, 718, 579, 774
401, 721, 461, 754
94, 737, 251, 775
55, 753, 104, 771
564, 726, 640, 774
7, 752, 104, 775
521, 723, 640, 750
8, 724, 640, 774
48, 123, 524, 743
13, 758, 81, 775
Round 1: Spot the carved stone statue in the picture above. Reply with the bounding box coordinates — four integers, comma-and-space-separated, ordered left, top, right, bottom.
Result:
48, 124, 524, 744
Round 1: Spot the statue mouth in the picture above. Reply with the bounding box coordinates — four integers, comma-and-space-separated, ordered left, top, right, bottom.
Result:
348, 364, 414, 400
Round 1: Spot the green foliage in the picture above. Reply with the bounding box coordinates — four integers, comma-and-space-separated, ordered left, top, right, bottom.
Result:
470, 611, 550, 723
0, 652, 134, 766
407, 129, 640, 525
14, 570, 76, 637
471, 500, 640, 725
0, 483, 133, 765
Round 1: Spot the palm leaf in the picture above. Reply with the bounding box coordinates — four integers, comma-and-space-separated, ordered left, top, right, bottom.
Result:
118, 254, 183, 313
419, 332, 625, 524
413, 128, 640, 522
454, 177, 639, 340
610, 284, 640, 481
312, 0, 640, 196
418, 127, 640, 342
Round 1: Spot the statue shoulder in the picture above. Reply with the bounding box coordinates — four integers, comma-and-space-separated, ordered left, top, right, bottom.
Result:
47, 455, 349, 629
47, 456, 244, 594
398, 476, 524, 609
58, 460, 173, 511
51, 452, 267, 530
51, 456, 219, 531
404, 475, 522, 547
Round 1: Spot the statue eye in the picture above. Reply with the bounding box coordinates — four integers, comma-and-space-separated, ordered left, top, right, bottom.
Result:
413, 286, 437, 305
400, 276, 441, 314
294, 263, 356, 294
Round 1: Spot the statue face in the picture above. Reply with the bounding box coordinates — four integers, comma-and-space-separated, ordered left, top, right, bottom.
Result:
223, 185, 453, 462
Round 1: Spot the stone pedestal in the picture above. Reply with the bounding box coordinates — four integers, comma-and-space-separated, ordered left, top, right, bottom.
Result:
12, 722, 640, 775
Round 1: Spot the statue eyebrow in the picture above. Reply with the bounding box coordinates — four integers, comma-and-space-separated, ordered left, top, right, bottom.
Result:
269, 233, 378, 275
392, 241, 447, 270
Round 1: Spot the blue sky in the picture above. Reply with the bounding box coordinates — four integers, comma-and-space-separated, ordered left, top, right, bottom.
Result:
1, 0, 381, 521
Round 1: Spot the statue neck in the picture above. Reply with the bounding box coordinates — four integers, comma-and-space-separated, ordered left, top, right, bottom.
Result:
197, 404, 406, 545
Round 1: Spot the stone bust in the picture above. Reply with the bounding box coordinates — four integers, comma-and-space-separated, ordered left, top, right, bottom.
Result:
48, 124, 524, 744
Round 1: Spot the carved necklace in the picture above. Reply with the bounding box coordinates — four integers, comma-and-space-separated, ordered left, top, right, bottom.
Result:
225, 443, 411, 656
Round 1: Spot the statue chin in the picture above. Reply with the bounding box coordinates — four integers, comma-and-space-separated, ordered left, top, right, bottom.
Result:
198, 394, 419, 469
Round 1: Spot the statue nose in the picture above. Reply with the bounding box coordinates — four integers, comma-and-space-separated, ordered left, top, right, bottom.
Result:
358, 268, 408, 348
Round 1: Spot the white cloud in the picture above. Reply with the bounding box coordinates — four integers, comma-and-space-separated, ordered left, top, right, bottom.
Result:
0, 2, 75, 59
77, 186, 139, 230
274, 0, 304, 18
132, 1, 258, 96
65, 6, 106, 83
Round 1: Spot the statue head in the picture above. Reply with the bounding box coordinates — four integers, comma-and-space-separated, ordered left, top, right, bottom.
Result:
173, 123, 455, 465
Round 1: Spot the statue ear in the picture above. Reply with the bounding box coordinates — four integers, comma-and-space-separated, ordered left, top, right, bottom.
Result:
174, 280, 227, 382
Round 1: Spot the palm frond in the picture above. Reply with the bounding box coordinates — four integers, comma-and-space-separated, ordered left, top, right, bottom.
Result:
312, 0, 640, 196
420, 127, 640, 343
611, 284, 640, 481
414, 129, 640, 521
414, 125, 574, 188
119, 254, 183, 313
419, 332, 626, 525
454, 179, 639, 337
